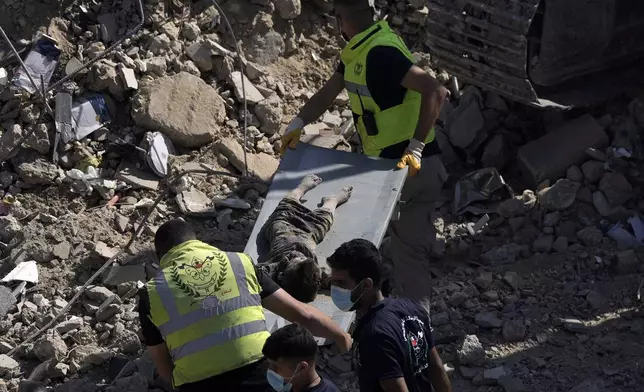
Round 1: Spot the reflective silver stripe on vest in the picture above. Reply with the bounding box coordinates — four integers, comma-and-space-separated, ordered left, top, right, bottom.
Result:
170, 318, 267, 361
345, 81, 372, 97
156, 252, 262, 336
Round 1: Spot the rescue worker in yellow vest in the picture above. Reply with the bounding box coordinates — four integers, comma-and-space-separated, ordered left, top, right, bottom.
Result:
279, 0, 449, 313
138, 219, 352, 392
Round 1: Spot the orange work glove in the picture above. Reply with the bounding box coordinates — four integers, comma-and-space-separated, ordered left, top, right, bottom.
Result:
279, 117, 304, 156
396, 138, 424, 176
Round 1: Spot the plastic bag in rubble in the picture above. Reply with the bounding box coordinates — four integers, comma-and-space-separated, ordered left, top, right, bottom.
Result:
12, 35, 60, 94
71, 94, 111, 140
143, 132, 176, 178
454, 167, 513, 215
66, 167, 100, 195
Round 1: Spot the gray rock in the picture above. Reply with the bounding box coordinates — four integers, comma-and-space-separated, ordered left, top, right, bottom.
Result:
254, 95, 283, 135
481, 291, 498, 301
499, 376, 526, 392
109, 372, 147, 392
599, 172, 632, 207
566, 165, 583, 182
613, 249, 639, 274
15, 157, 59, 185
132, 72, 226, 148
569, 379, 603, 392
577, 226, 603, 246
182, 22, 200, 41
186, 41, 213, 71
96, 303, 121, 322
55, 378, 97, 392
148, 33, 171, 55
481, 134, 508, 170
0, 216, 21, 243
109, 329, 141, 354
145, 57, 167, 77
217, 138, 278, 182
34, 330, 68, 361
585, 290, 607, 310
576, 186, 593, 204
481, 244, 523, 264
275, 0, 301, 19
457, 335, 486, 366
497, 190, 536, 218
0, 354, 19, 376
484, 92, 508, 113
23, 123, 50, 154
246, 31, 285, 65
475, 312, 503, 328
460, 366, 483, 380
553, 236, 568, 253
543, 211, 560, 227
538, 179, 580, 211
448, 99, 486, 151
432, 312, 450, 326
55, 316, 84, 334
473, 272, 493, 290
0, 124, 23, 161
502, 319, 526, 341
52, 241, 72, 260
581, 161, 605, 184
503, 271, 520, 290
69, 345, 113, 367
481, 366, 509, 385
229, 71, 265, 105
592, 191, 614, 217
115, 214, 129, 233
533, 235, 553, 253
85, 286, 116, 303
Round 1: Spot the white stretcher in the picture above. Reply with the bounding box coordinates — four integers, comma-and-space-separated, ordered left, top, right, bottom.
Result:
244, 144, 407, 344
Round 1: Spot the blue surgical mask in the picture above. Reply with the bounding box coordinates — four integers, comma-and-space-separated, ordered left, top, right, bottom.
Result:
266, 366, 300, 392
331, 280, 364, 311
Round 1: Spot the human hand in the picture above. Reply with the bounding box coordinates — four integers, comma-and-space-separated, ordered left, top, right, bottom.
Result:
395, 138, 424, 176
279, 117, 305, 156
330, 332, 353, 354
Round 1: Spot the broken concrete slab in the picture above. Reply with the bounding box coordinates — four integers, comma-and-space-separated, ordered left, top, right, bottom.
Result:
97, 13, 118, 43
115, 162, 160, 191
103, 263, 146, 286
448, 99, 486, 151
229, 71, 265, 105
517, 115, 608, 186
118, 67, 138, 90
300, 134, 351, 151
217, 138, 279, 182
131, 72, 226, 148
176, 189, 217, 217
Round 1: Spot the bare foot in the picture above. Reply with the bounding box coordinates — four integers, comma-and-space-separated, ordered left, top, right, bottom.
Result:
298, 174, 322, 192
319, 186, 353, 208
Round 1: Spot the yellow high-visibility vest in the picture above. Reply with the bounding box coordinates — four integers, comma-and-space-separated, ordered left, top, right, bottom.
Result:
341, 20, 435, 157
146, 240, 270, 387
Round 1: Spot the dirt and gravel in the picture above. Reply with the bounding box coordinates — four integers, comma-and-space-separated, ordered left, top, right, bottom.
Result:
0, 0, 643, 391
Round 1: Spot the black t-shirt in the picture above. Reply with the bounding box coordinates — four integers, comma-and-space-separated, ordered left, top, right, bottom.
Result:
337, 45, 440, 159
137, 266, 280, 392
353, 298, 436, 392
306, 378, 340, 392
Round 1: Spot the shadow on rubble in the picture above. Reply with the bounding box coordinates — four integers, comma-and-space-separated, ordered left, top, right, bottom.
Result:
0, 0, 76, 49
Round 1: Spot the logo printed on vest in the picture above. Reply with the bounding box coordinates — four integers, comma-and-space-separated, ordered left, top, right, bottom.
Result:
171, 253, 229, 298
354, 61, 363, 76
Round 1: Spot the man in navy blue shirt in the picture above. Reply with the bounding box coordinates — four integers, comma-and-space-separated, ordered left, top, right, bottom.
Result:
327, 239, 452, 392
263, 324, 340, 392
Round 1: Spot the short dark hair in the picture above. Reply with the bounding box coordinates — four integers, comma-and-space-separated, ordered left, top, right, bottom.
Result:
154, 219, 196, 258
327, 239, 382, 287
263, 324, 318, 362
280, 259, 321, 303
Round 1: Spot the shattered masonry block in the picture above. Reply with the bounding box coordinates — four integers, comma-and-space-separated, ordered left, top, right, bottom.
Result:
517, 114, 608, 187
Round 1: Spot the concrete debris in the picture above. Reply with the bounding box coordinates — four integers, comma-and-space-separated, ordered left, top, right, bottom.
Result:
176, 189, 216, 217
497, 190, 536, 218
598, 172, 632, 207
0, 354, 19, 377
613, 249, 640, 274
255, 95, 283, 135
217, 138, 278, 182
229, 71, 265, 105
577, 226, 604, 246
132, 73, 226, 148
581, 161, 604, 184
502, 319, 526, 342
457, 335, 486, 366
517, 114, 608, 186
474, 312, 503, 328
34, 330, 68, 361
538, 179, 580, 211
481, 134, 508, 170
481, 244, 523, 265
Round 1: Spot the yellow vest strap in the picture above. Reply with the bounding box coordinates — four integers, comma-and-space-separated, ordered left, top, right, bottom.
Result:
170, 319, 267, 361
345, 80, 372, 98
155, 252, 261, 336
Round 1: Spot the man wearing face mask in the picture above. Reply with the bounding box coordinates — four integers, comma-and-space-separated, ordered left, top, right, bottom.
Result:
280, 0, 449, 314
327, 239, 452, 392
262, 324, 339, 392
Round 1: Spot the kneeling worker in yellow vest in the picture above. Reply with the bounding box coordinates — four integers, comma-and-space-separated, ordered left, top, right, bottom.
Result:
280, 0, 450, 314
138, 219, 353, 392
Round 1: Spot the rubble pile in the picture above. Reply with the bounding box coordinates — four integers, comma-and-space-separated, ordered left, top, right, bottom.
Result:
0, 0, 642, 391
